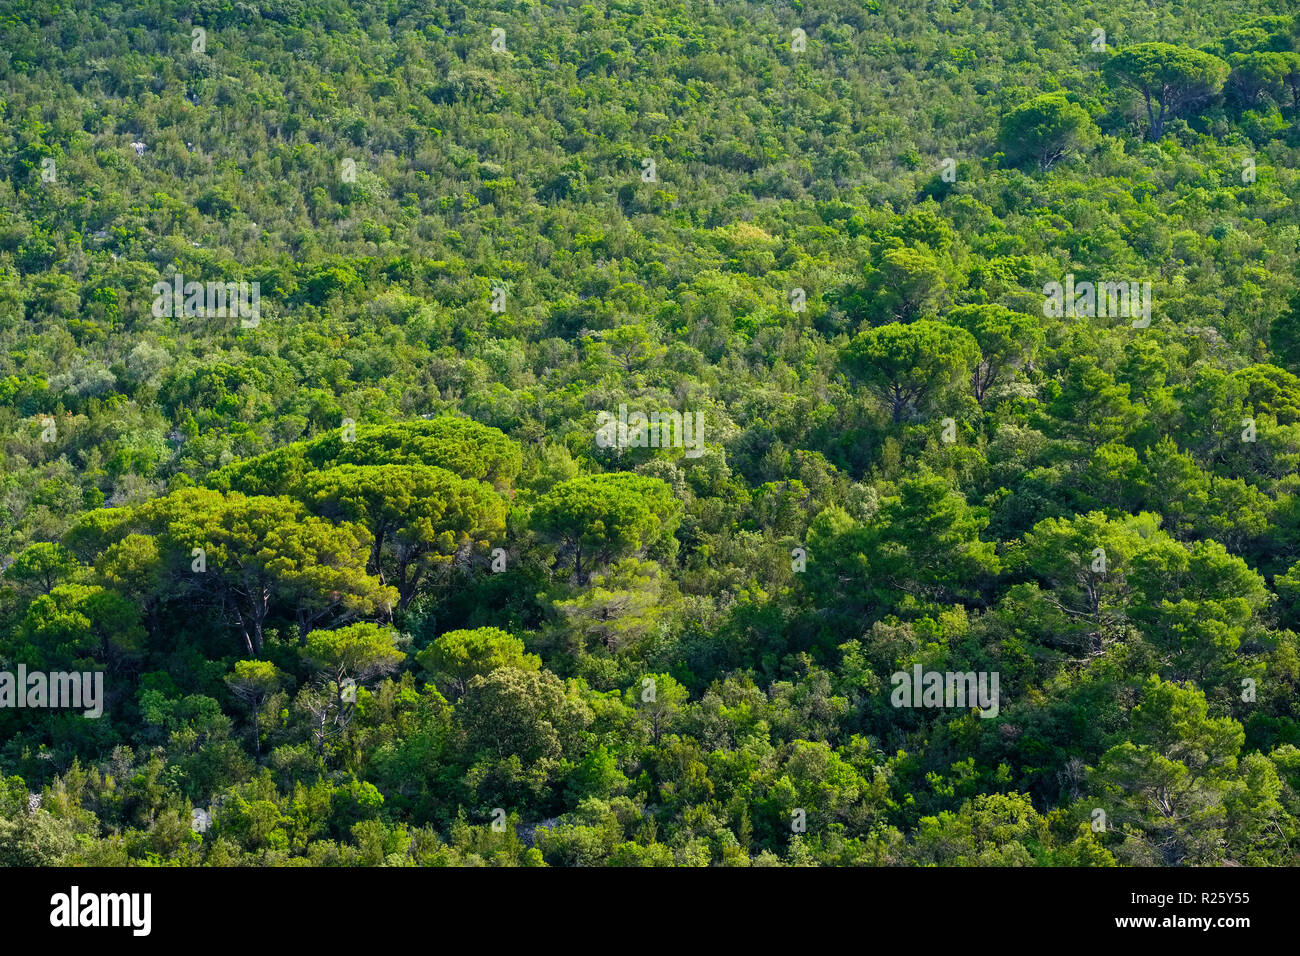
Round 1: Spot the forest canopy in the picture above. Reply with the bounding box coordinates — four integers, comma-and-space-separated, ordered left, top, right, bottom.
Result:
0, 0, 1299, 867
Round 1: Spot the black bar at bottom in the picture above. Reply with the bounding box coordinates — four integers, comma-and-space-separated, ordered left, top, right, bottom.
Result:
2, 865, 1273, 944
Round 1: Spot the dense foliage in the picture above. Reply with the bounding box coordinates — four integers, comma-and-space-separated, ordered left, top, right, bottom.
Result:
1, 0, 1300, 866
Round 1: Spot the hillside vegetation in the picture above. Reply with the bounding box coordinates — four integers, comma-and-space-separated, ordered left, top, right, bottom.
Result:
2, 0, 1300, 866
